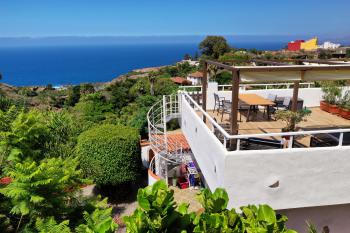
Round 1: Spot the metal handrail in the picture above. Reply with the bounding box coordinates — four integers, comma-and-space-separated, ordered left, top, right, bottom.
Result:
179, 82, 315, 92
147, 94, 183, 180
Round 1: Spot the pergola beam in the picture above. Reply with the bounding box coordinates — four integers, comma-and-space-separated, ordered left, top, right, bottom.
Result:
236, 65, 350, 72
206, 60, 237, 72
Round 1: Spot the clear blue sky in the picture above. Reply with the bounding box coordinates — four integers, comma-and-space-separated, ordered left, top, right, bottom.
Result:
1, 0, 349, 37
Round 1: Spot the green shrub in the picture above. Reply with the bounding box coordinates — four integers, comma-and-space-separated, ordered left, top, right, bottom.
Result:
77, 124, 141, 186
124, 180, 297, 233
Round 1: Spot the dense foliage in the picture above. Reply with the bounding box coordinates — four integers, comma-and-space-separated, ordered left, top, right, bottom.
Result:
77, 124, 141, 186
124, 180, 297, 233
199, 36, 230, 59
0, 157, 85, 219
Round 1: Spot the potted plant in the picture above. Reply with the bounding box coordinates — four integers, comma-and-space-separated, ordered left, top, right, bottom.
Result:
275, 109, 312, 139
320, 81, 342, 114
339, 91, 350, 120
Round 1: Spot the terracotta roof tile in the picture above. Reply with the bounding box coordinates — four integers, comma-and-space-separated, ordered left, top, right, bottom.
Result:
167, 133, 191, 152
188, 71, 203, 78
170, 77, 192, 85
152, 133, 191, 153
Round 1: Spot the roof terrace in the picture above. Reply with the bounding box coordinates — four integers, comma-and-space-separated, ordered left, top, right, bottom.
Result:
182, 59, 350, 151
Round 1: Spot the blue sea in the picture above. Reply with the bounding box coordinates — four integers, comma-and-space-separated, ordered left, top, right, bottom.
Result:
0, 42, 284, 86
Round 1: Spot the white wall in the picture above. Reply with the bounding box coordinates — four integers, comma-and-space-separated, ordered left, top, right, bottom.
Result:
224, 146, 350, 210
187, 77, 201, 85
181, 94, 227, 191
141, 145, 150, 168
280, 204, 350, 233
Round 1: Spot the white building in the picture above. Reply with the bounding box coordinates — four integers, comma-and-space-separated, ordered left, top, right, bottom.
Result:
147, 62, 350, 233
319, 41, 341, 49
186, 71, 203, 85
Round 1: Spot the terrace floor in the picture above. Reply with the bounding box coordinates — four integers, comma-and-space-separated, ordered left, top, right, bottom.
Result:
205, 107, 350, 148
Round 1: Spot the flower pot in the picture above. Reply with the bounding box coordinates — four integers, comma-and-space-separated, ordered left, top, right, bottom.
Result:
281, 128, 291, 140
0, 177, 12, 185
328, 104, 340, 115
320, 101, 330, 112
340, 108, 350, 120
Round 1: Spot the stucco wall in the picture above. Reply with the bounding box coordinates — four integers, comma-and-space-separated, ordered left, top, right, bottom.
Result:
224, 146, 350, 210
279, 204, 350, 233
181, 94, 227, 191
141, 145, 150, 168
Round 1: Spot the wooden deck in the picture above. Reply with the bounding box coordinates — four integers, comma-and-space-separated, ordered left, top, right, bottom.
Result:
205, 107, 350, 147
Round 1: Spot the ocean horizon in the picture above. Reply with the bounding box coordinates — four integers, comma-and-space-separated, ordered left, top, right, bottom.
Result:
0, 41, 287, 86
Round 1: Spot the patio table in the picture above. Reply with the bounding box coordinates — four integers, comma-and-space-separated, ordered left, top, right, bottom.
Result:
239, 93, 276, 122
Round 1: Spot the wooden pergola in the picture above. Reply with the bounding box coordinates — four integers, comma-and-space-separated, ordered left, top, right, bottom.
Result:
202, 60, 350, 136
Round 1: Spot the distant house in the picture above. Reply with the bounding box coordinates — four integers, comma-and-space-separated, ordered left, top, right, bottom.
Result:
287, 37, 318, 51
300, 37, 318, 51
287, 40, 304, 51
319, 41, 341, 50
332, 47, 350, 58
170, 77, 192, 85
178, 59, 200, 66
187, 71, 203, 85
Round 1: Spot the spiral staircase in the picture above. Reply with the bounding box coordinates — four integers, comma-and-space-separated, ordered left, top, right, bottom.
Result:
147, 94, 183, 184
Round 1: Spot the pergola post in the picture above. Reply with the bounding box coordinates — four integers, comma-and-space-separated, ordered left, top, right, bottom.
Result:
291, 80, 300, 131
230, 70, 240, 136
202, 61, 208, 123
291, 81, 300, 112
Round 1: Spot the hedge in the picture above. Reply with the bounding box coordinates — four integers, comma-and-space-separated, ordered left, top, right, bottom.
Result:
76, 124, 141, 186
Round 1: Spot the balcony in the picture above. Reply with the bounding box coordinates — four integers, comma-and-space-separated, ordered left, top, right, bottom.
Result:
180, 87, 350, 210
178, 59, 350, 210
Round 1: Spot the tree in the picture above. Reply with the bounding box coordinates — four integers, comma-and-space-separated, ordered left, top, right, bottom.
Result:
0, 108, 50, 162
208, 64, 219, 81
194, 52, 199, 61
183, 53, 192, 60
80, 83, 95, 95
110, 78, 137, 110
65, 85, 81, 107
148, 71, 158, 96
0, 157, 86, 230
346, 48, 350, 58
199, 36, 230, 59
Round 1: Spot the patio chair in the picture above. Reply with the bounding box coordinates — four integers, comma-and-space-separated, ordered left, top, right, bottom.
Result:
263, 94, 278, 115
221, 100, 232, 122
213, 93, 225, 114
267, 93, 277, 102
277, 97, 291, 110
238, 101, 250, 122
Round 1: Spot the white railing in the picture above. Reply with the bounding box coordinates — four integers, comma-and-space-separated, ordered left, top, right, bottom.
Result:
182, 91, 350, 152
147, 94, 183, 182
179, 82, 315, 92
